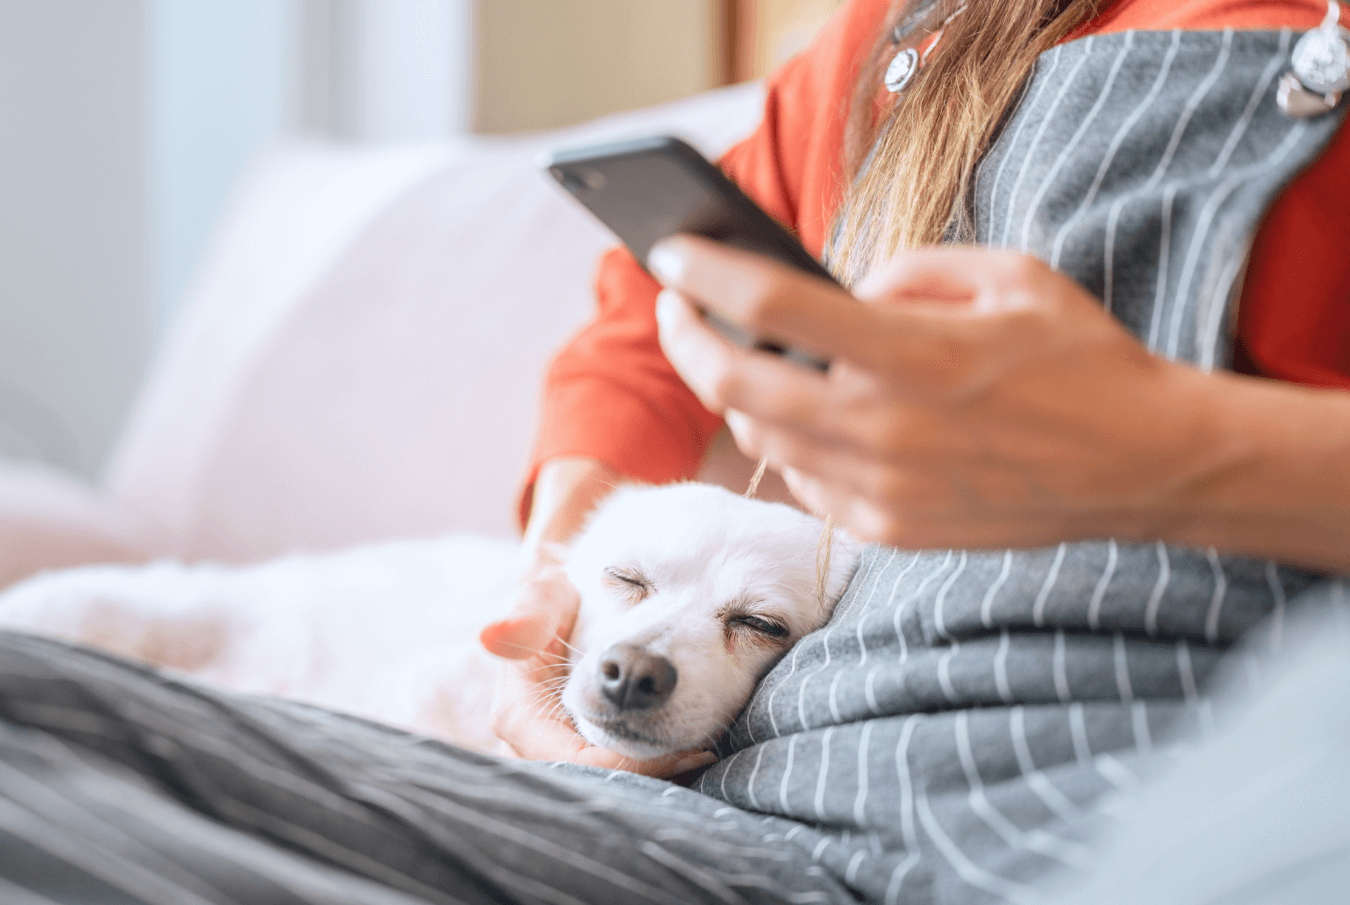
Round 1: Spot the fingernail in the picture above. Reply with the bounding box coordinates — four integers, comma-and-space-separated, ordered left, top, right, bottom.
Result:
647, 243, 684, 284
655, 289, 680, 326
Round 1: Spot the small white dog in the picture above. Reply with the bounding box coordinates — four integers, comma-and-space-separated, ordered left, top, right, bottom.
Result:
0, 482, 858, 761
559, 483, 858, 759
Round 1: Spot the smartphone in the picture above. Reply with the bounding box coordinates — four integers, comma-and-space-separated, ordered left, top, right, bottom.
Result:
543, 135, 837, 372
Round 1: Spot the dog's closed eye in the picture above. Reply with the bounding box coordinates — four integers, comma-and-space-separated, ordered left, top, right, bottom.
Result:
727, 614, 788, 638
603, 566, 652, 605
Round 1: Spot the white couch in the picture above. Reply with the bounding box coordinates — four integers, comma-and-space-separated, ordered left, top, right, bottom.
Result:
0, 82, 766, 589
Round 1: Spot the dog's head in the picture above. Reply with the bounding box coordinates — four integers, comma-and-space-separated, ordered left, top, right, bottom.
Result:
559, 482, 860, 761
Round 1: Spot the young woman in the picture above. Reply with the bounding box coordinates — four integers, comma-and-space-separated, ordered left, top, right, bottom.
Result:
2, 1, 1346, 903
485, 0, 1350, 759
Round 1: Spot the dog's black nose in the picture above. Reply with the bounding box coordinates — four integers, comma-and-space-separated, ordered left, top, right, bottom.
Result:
597, 644, 677, 711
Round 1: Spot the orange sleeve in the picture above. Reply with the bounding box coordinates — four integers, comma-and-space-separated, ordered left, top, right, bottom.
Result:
1234, 116, 1350, 389
517, 0, 893, 528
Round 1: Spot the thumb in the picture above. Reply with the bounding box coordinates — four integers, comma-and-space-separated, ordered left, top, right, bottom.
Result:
480, 570, 581, 660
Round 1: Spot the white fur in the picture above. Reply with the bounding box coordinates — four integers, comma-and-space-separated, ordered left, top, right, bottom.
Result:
0, 483, 858, 761
562, 483, 860, 758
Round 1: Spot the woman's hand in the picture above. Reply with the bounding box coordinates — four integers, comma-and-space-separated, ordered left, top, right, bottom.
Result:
479, 562, 719, 778
648, 237, 1236, 552
479, 456, 719, 778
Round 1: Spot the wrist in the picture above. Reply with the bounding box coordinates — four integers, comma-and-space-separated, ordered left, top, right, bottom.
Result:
1136, 365, 1350, 573
520, 457, 624, 569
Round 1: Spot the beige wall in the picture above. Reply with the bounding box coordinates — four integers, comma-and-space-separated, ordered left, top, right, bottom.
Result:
472, 1, 723, 134
738, 0, 844, 80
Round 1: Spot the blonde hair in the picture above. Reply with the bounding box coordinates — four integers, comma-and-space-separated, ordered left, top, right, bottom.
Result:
830, 0, 1101, 286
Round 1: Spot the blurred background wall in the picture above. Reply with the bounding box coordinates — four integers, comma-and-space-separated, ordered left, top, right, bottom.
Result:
0, 0, 842, 482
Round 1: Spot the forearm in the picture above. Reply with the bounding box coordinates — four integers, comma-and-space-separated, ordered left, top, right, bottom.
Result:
521, 457, 623, 567
1151, 367, 1350, 574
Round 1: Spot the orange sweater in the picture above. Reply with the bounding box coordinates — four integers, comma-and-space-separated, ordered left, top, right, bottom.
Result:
521, 0, 1349, 525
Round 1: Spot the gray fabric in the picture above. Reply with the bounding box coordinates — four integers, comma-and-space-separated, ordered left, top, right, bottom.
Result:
699, 26, 1350, 904
0, 26, 1346, 905
0, 633, 851, 905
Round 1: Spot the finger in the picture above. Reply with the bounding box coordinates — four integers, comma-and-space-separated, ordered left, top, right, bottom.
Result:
479, 615, 559, 660
608, 748, 719, 779
492, 695, 717, 777
649, 236, 935, 374
853, 246, 1045, 304
480, 575, 581, 660
657, 289, 846, 436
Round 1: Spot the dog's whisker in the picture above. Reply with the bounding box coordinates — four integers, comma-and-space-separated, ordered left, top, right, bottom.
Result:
507, 482, 858, 765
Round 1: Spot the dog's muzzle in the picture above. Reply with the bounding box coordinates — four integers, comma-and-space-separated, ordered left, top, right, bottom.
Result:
598, 644, 677, 711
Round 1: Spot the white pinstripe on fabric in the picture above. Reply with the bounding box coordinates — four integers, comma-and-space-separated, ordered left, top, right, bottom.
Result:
1113, 633, 1134, 702
1104, 28, 1232, 330
827, 670, 847, 724
1204, 547, 1230, 644
844, 849, 867, 887
1077, 29, 1183, 303
1000, 44, 1089, 249
813, 727, 835, 823
1052, 630, 1072, 704
1176, 640, 1200, 703
1205, 31, 1292, 178
1182, 33, 1294, 367
864, 669, 882, 716
995, 630, 1016, 705
884, 717, 923, 905
1087, 540, 1119, 631
980, 550, 1014, 628
796, 549, 885, 731
1068, 703, 1093, 767
1146, 182, 1180, 351
934, 550, 969, 641
1009, 707, 1083, 824
861, 552, 953, 716
1032, 544, 1067, 627
1092, 753, 1141, 793
1130, 702, 1153, 755
1144, 540, 1172, 636
764, 640, 807, 739
1019, 36, 1131, 253
720, 749, 744, 802
1265, 562, 1287, 653
853, 721, 873, 828
984, 45, 1065, 238
649, 828, 793, 863
858, 550, 907, 670
915, 787, 1046, 905
1169, 120, 1309, 361
953, 712, 1092, 869
1196, 243, 1251, 371
938, 639, 962, 704
778, 734, 800, 813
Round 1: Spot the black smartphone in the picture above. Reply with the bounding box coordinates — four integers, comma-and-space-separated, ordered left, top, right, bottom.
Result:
543, 135, 837, 372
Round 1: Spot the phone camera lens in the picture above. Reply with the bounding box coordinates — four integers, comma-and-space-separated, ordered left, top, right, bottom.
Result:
581, 170, 607, 191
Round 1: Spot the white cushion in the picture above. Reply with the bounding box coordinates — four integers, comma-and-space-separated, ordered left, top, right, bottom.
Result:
106, 83, 765, 562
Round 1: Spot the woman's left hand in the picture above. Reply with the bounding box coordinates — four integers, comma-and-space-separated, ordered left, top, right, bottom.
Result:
649, 237, 1223, 551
